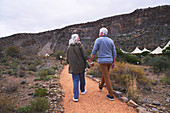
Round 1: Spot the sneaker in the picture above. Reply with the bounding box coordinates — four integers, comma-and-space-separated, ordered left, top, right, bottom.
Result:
73, 97, 78, 102
98, 82, 102, 91
81, 89, 87, 95
106, 95, 114, 101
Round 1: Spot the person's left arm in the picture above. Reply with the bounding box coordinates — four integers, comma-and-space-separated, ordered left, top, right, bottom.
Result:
111, 42, 117, 69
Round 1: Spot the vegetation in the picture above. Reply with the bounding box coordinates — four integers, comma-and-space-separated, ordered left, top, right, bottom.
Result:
28, 64, 37, 72
37, 67, 55, 80
30, 97, 50, 112
17, 97, 49, 113
0, 93, 17, 113
6, 46, 20, 58
34, 88, 48, 97
52, 50, 66, 60
143, 56, 170, 72
17, 105, 32, 113
160, 76, 170, 85
116, 48, 141, 65
162, 45, 170, 58
87, 61, 151, 101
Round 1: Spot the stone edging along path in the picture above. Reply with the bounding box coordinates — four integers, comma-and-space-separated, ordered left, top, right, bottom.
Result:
85, 74, 151, 113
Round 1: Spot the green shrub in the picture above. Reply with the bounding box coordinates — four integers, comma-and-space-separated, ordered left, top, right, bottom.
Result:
152, 56, 170, 72
6, 46, 20, 58
34, 88, 47, 97
52, 50, 66, 60
124, 54, 141, 65
116, 48, 141, 64
30, 97, 49, 112
160, 76, 170, 85
110, 62, 150, 86
34, 60, 42, 66
162, 45, 170, 58
9, 60, 19, 69
28, 64, 36, 72
44, 75, 59, 81
34, 78, 42, 81
8, 69, 16, 76
39, 70, 48, 80
38, 67, 55, 77
0, 93, 17, 113
0, 57, 8, 63
140, 51, 150, 56
17, 105, 32, 113
142, 55, 153, 65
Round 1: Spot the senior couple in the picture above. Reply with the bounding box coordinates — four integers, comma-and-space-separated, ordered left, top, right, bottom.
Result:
67, 27, 117, 102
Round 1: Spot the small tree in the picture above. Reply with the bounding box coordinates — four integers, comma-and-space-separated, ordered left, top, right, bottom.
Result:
6, 46, 20, 57
162, 45, 170, 58
53, 50, 66, 60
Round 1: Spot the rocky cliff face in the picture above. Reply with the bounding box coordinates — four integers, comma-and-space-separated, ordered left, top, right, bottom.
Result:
0, 5, 169, 55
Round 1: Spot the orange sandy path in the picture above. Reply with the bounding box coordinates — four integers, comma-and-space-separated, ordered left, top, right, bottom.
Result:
60, 65, 137, 113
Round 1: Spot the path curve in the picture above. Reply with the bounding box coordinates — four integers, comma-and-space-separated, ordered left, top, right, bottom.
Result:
60, 65, 137, 113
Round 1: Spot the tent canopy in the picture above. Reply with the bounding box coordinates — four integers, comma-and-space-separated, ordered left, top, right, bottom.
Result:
120, 48, 129, 54
142, 48, 151, 52
131, 47, 142, 54
150, 46, 163, 54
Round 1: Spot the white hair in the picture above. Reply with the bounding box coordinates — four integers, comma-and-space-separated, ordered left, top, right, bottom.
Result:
99, 27, 108, 35
69, 34, 80, 45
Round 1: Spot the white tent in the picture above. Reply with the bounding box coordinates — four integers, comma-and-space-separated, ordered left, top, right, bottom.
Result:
131, 47, 142, 54
150, 46, 163, 54
120, 48, 129, 54
163, 41, 170, 50
142, 48, 151, 52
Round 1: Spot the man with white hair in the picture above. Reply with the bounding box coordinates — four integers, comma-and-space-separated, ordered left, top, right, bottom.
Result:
90, 27, 116, 101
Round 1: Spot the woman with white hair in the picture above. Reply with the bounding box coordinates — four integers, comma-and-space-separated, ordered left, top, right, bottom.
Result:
67, 34, 90, 102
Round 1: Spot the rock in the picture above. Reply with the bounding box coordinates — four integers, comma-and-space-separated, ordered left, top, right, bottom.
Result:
151, 108, 159, 112
127, 100, 139, 108
113, 90, 122, 98
28, 92, 34, 96
153, 101, 162, 106
144, 86, 151, 91
137, 106, 147, 112
119, 97, 128, 102
142, 98, 152, 104
165, 98, 170, 103
20, 80, 26, 84
151, 80, 158, 85
90, 75, 94, 79
93, 77, 97, 81
95, 78, 100, 83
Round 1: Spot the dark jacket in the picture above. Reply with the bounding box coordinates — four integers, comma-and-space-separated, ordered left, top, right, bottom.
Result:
67, 43, 89, 74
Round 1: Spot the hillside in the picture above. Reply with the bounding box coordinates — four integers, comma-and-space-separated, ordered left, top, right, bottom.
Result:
0, 5, 170, 55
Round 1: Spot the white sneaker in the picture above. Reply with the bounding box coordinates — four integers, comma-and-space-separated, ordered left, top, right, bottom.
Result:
81, 89, 87, 95
73, 97, 78, 102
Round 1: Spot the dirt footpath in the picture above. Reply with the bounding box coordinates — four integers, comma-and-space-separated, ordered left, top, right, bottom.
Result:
60, 65, 137, 113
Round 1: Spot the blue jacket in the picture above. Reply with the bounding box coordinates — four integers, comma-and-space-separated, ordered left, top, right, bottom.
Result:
92, 36, 116, 64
